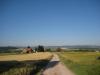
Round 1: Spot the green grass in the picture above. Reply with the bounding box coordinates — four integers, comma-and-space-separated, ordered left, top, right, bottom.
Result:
58, 52, 100, 75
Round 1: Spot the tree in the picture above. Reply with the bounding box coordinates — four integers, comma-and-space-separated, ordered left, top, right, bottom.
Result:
37, 45, 45, 52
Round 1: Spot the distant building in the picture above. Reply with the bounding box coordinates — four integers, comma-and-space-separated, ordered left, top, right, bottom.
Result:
61, 48, 67, 50
96, 50, 99, 52
23, 46, 33, 53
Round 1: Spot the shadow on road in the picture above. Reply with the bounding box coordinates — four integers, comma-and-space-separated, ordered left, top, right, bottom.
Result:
42, 61, 60, 71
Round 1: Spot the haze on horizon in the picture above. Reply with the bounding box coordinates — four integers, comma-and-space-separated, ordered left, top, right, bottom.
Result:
0, 0, 100, 46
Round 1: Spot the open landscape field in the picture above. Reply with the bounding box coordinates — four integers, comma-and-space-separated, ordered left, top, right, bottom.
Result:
58, 52, 100, 75
0, 52, 52, 75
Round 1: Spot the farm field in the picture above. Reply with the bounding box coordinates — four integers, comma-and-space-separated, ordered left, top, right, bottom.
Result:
0, 52, 52, 75
58, 52, 100, 75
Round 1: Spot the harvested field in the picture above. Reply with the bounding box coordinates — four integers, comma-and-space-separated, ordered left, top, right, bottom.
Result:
0, 52, 52, 61
0, 52, 52, 75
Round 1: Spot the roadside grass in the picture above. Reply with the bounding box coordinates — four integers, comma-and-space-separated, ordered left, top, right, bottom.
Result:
0, 52, 52, 75
57, 52, 100, 75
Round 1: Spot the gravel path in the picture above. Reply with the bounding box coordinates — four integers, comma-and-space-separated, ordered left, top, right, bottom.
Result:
41, 54, 75, 75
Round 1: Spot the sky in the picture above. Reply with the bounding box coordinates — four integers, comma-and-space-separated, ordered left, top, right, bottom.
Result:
0, 0, 100, 46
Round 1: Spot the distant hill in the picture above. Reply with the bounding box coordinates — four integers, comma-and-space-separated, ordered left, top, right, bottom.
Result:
44, 45, 100, 49
0, 45, 100, 52
1, 45, 100, 49
0, 46, 18, 53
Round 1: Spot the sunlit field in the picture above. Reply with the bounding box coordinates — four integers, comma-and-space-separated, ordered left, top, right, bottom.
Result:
58, 52, 100, 75
0, 52, 52, 61
0, 52, 52, 75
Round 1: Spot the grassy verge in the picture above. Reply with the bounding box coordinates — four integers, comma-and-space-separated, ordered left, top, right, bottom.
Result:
57, 52, 100, 75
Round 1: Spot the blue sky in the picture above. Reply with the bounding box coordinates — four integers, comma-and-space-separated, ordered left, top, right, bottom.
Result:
0, 0, 100, 46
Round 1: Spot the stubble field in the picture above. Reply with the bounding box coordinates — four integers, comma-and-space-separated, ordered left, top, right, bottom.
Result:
0, 52, 52, 75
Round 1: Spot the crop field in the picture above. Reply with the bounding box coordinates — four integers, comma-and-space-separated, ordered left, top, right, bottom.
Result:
0, 52, 52, 75
58, 52, 100, 75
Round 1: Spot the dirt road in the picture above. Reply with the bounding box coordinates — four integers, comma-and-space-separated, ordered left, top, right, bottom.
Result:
41, 54, 75, 75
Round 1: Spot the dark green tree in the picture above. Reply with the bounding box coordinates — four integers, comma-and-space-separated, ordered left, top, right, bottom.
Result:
37, 45, 45, 52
